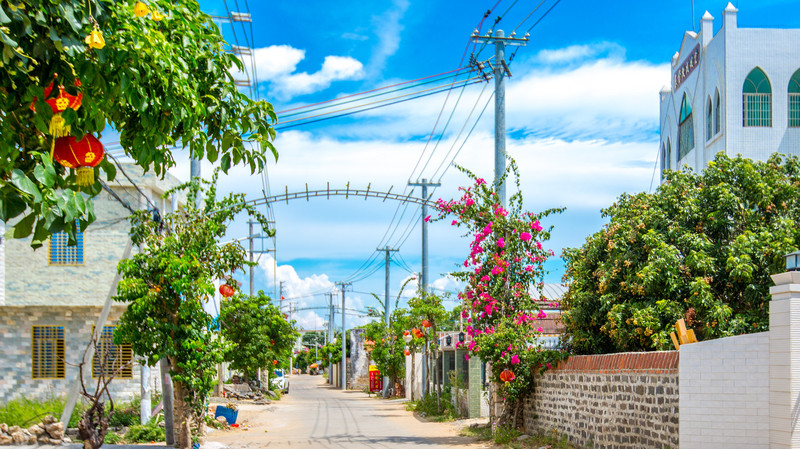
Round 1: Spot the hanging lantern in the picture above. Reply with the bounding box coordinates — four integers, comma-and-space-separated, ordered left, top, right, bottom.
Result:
499, 369, 515, 386
421, 319, 431, 328
403, 331, 412, 344
31, 79, 83, 156
272, 360, 278, 365
52, 134, 104, 186
219, 283, 235, 298
404, 347, 411, 357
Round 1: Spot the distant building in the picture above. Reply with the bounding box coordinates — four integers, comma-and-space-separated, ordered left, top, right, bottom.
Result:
659, 3, 800, 176
0, 164, 183, 403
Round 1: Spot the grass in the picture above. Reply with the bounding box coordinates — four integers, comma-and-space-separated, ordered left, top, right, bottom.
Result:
405, 392, 462, 422
460, 424, 582, 449
0, 395, 144, 430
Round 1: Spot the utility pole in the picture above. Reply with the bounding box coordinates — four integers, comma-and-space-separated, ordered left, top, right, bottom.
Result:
335, 281, 351, 390
408, 179, 440, 292
377, 246, 398, 397
472, 29, 528, 206
326, 292, 335, 384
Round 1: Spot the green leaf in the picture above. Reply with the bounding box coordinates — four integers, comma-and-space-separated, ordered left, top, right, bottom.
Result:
11, 169, 42, 202
9, 213, 36, 239
0, 5, 11, 24
33, 163, 56, 188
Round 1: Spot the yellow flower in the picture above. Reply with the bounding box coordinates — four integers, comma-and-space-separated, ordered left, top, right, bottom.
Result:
151, 10, 164, 21
134, 1, 150, 17
84, 28, 105, 49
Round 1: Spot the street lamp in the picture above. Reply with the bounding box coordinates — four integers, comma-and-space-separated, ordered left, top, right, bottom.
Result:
445, 335, 452, 346
458, 332, 465, 343
786, 250, 800, 272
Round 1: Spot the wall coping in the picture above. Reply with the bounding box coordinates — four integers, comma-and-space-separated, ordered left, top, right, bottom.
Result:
553, 351, 679, 372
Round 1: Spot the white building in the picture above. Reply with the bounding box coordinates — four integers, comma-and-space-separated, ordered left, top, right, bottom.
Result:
659, 3, 800, 176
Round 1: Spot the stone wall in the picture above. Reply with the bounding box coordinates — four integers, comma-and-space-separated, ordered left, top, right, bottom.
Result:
0, 305, 155, 404
524, 352, 679, 449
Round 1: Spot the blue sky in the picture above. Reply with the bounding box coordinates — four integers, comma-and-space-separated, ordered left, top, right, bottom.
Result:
168, 0, 800, 330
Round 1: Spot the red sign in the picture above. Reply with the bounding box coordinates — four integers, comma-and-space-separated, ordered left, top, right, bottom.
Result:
673, 45, 701, 90
368, 365, 382, 392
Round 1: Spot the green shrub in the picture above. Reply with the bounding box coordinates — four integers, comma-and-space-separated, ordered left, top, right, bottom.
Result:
406, 392, 461, 421
0, 396, 87, 428
103, 432, 124, 444
492, 424, 521, 445
125, 415, 165, 443
109, 397, 141, 427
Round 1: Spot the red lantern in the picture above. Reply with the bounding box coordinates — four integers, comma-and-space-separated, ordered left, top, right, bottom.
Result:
404, 349, 411, 356
402, 330, 410, 336
219, 284, 235, 298
52, 134, 105, 186
31, 80, 84, 155
421, 319, 431, 328
272, 360, 278, 365
499, 369, 515, 383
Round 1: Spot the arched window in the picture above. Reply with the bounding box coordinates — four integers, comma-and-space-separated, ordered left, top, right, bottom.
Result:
706, 97, 713, 141
661, 143, 667, 173
790, 69, 800, 127
665, 139, 671, 170
743, 67, 772, 127
714, 89, 721, 134
678, 94, 694, 160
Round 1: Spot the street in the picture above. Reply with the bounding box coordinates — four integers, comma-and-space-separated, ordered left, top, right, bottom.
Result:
206, 374, 486, 449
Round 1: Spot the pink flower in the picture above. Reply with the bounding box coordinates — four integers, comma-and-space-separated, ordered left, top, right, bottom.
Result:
480, 275, 490, 282
536, 327, 543, 332
531, 220, 542, 232
497, 237, 505, 248
510, 354, 520, 365
476, 178, 486, 185
520, 232, 532, 242
466, 198, 475, 206
546, 363, 552, 369
424, 215, 431, 222
451, 220, 458, 225
537, 310, 547, 319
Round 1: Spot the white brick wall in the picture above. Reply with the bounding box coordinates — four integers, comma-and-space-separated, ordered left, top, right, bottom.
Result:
679, 331, 770, 448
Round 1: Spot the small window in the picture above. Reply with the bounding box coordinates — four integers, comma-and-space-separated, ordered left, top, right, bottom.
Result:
743, 67, 772, 127
32, 326, 65, 379
678, 94, 694, 160
789, 69, 800, 127
665, 140, 671, 170
49, 228, 84, 265
706, 97, 713, 141
714, 90, 721, 134
92, 326, 133, 379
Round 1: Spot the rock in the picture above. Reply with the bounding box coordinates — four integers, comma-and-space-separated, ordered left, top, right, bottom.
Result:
27, 424, 45, 436
38, 436, 58, 445
42, 415, 58, 425
6, 427, 19, 435
215, 416, 228, 425
10, 431, 26, 444
45, 422, 64, 439
26, 434, 37, 445
516, 434, 530, 441
264, 391, 277, 399
62, 436, 72, 444
0, 434, 12, 445
0, 423, 6, 433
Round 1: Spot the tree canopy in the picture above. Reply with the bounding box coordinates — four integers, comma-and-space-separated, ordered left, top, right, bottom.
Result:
562, 154, 800, 354
0, 0, 276, 246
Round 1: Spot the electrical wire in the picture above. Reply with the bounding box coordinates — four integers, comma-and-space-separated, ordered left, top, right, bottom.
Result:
430, 82, 490, 180
511, 0, 547, 34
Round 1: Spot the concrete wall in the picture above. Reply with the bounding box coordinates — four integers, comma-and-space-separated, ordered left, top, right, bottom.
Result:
0, 305, 156, 403
679, 331, 769, 449
524, 352, 679, 449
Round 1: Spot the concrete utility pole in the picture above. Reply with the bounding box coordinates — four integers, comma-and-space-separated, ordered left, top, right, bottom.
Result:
326, 292, 335, 384
407, 179, 440, 292
335, 282, 351, 390
377, 246, 398, 397
472, 29, 528, 206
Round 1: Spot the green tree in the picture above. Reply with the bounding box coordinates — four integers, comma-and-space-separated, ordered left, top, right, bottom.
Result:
562, 153, 800, 354
432, 162, 565, 428
0, 0, 276, 246
219, 291, 298, 381
113, 171, 268, 449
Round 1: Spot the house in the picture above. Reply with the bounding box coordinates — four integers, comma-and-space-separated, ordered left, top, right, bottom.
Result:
0, 163, 183, 403
659, 3, 800, 177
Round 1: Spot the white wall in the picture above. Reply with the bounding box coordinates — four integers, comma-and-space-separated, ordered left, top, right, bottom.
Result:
404, 351, 423, 400
679, 331, 769, 448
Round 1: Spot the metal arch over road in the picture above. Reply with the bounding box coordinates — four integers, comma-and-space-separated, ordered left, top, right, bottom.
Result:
247, 182, 437, 208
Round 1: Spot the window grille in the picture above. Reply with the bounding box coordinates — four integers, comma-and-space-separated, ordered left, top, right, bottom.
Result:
743, 68, 772, 127
92, 326, 133, 379
678, 94, 694, 160
32, 326, 65, 379
790, 94, 800, 128
743, 93, 772, 127
48, 228, 84, 265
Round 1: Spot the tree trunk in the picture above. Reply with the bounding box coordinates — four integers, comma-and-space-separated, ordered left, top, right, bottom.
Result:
410, 352, 415, 401
171, 374, 192, 449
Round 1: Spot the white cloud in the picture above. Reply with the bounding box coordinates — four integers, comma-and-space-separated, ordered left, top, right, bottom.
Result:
534, 42, 625, 65
272, 56, 365, 99
258, 254, 334, 303
365, 0, 409, 78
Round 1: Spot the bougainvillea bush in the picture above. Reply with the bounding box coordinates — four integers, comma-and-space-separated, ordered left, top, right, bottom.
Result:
432, 162, 567, 427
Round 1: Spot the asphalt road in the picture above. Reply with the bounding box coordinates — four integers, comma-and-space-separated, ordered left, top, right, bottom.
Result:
205, 374, 486, 449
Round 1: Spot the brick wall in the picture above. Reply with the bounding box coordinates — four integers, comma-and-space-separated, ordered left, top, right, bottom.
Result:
524, 351, 679, 449
0, 305, 156, 404
679, 332, 769, 449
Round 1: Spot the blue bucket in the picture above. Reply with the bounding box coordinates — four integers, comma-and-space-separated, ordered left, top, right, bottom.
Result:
214, 405, 239, 425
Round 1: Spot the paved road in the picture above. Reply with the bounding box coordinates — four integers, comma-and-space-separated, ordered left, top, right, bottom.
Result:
206, 374, 486, 449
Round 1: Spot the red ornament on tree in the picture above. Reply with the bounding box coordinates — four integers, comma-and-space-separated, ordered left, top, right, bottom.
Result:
421, 319, 431, 328
404, 348, 411, 356
52, 134, 105, 186
272, 360, 278, 365
219, 283, 235, 298
499, 369, 515, 384
31, 79, 83, 156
